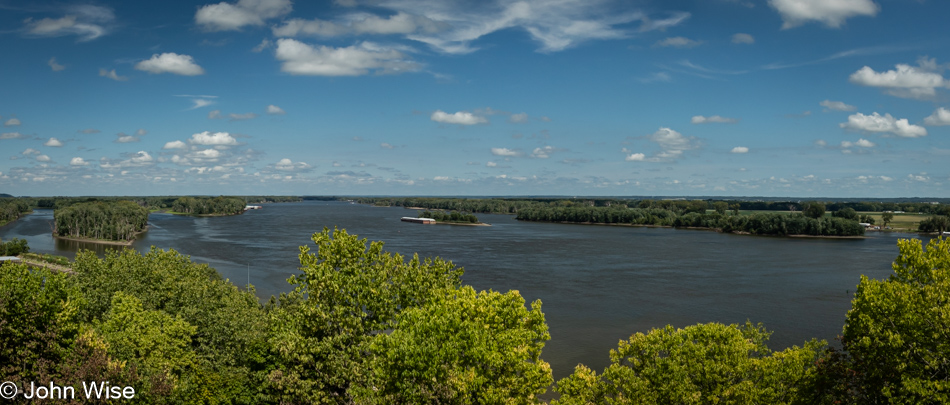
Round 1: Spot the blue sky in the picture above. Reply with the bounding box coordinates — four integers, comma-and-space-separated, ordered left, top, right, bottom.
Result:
1, 0, 949, 197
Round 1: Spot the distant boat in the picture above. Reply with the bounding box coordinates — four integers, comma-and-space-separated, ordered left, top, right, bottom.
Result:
245, 205, 262, 210
401, 217, 435, 224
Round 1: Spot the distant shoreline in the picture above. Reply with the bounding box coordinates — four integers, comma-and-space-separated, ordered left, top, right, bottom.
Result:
540, 221, 868, 239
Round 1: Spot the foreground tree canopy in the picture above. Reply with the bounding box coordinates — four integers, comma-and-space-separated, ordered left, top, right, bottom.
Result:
2, 228, 948, 403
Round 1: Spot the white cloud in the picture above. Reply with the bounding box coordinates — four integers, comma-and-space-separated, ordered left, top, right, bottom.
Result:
273, 12, 445, 37
274, 39, 421, 76
208, 110, 223, 119
252, 39, 273, 52
4, 118, 21, 126
654, 36, 702, 48
768, 0, 879, 29
135, 129, 147, 136
266, 104, 286, 115
924, 107, 950, 126
0, 132, 25, 139
380, 142, 395, 149
849, 61, 948, 100
625, 153, 645, 161
190, 131, 238, 146
22, 148, 41, 156
48, 57, 65, 71
357, 1, 687, 54
691, 115, 738, 124
431, 110, 488, 125
629, 127, 699, 162
840, 112, 927, 138
114, 133, 140, 143
99, 68, 128, 81
731, 33, 754, 44
531, 146, 555, 158
880, 176, 892, 182
491, 147, 520, 157
36, 155, 51, 162
274, 158, 311, 171
100, 151, 154, 169
486, 161, 498, 167
228, 112, 258, 121
135, 53, 205, 76
195, 0, 292, 31
820, 100, 856, 112
163, 140, 187, 149
69, 157, 89, 166
191, 149, 222, 160
22, 6, 114, 41
731, 146, 749, 154
509, 112, 529, 123
44, 138, 63, 147
841, 138, 875, 148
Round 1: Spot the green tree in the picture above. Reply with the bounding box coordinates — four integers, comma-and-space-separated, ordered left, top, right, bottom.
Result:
881, 212, 894, 228
361, 286, 552, 404
834, 207, 858, 221
713, 201, 729, 215
266, 227, 464, 403
841, 237, 950, 403
554, 322, 824, 405
803, 202, 826, 219
98, 292, 197, 376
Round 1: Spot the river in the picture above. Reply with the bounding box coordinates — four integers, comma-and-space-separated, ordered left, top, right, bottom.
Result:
0, 201, 930, 381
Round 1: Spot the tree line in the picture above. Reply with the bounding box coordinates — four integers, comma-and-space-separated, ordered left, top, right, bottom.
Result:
53, 200, 149, 242
170, 196, 246, 216
515, 206, 866, 236
2, 230, 948, 403
0, 198, 31, 226
418, 210, 480, 223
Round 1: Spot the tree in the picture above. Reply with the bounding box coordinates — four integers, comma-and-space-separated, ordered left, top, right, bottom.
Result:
834, 207, 858, 221
881, 212, 894, 228
842, 237, 950, 403
731, 203, 741, 216
554, 322, 824, 405
362, 286, 552, 404
918, 216, 950, 233
713, 201, 729, 215
803, 202, 826, 219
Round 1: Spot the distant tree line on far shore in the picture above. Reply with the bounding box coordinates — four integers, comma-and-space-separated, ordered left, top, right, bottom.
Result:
417, 210, 479, 223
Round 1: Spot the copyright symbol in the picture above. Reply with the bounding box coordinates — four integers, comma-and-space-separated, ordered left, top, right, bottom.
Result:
0, 381, 17, 399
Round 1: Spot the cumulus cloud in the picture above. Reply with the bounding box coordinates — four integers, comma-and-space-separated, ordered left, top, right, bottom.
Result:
924, 107, 950, 126
100, 151, 154, 169
841, 138, 875, 148
731, 146, 749, 154
0, 132, 25, 139
99, 68, 128, 81
491, 147, 520, 157
36, 155, 52, 162
691, 115, 738, 124
44, 138, 63, 147
731, 33, 754, 44
840, 112, 927, 138
654, 36, 702, 48
625, 127, 699, 162
22, 148, 41, 156
380, 142, 395, 149
135, 53, 205, 76
768, 0, 879, 29
69, 157, 89, 166
195, 0, 292, 31
273, 12, 446, 38
431, 110, 488, 125
274, 158, 311, 171
48, 57, 66, 71
114, 132, 140, 143
163, 140, 187, 149
849, 59, 949, 100
22, 5, 115, 41
4, 118, 21, 126
820, 100, 856, 112
190, 131, 238, 146
275, 39, 421, 76
266, 105, 286, 115
531, 146, 556, 158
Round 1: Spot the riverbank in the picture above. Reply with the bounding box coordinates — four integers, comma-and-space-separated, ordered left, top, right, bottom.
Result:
52, 226, 148, 246
435, 222, 492, 227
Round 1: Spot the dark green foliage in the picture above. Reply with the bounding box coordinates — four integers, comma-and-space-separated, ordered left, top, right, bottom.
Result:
171, 196, 246, 215
0, 198, 31, 225
918, 216, 950, 233
418, 210, 479, 223
20, 252, 69, 266
834, 207, 858, 220
0, 238, 29, 256
54, 200, 149, 241
803, 201, 827, 219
